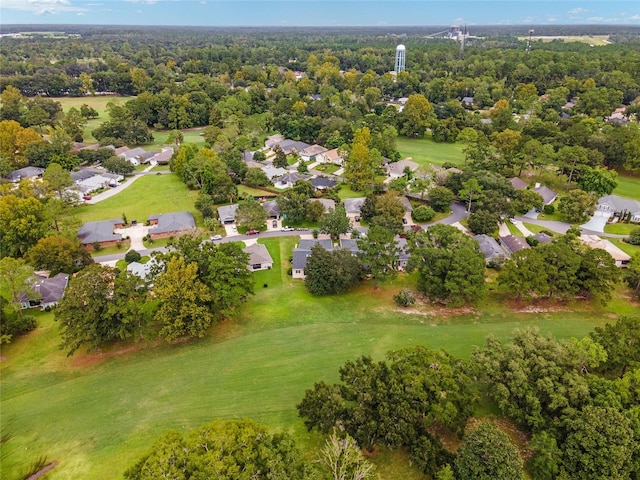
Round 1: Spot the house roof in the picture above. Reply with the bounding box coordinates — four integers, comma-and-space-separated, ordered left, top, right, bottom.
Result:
339, 238, 359, 252
343, 197, 366, 214
310, 177, 338, 189
148, 211, 196, 235
291, 250, 312, 270
114, 146, 130, 155
580, 234, 631, 262
461, 96, 474, 104
6, 166, 45, 182
242, 151, 255, 162
119, 147, 146, 159
261, 164, 289, 180
38, 273, 69, 305
532, 185, 557, 205
387, 159, 419, 176
474, 234, 507, 260
263, 200, 281, 217
298, 238, 333, 250
153, 149, 173, 165
500, 234, 529, 253
277, 139, 311, 155
300, 144, 328, 157
265, 134, 285, 148
598, 195, 640, 215
274, 172, 311, 186
71, 167, 103, 182
320, 148, 344, 162
77, 219, 123, 244
509, 177, 529, 190
244, 243, 274, 266
531, 232, 553, 244
217, 204, 239, 222
310, 198, 336, 212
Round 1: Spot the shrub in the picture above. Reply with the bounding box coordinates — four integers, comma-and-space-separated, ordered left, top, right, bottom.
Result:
543, 204, 555, 214
116, 240, 123, 250
526, 236, 539, 247
394, 289, 416, 307
626, 227, 640, 245
0, 312, 37, 343
92, 241, 102, 251
124, 250, 141, 264
412, 205, 436, 222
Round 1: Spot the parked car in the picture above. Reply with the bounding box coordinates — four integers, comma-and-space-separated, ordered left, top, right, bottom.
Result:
82, 195, 92, 200
354, 215, 360, 222
246, 229, 260, 235
281, 226, 295, 232
211, 235, 223, 241
402, 218, 408, 224
272, 220, 278, 228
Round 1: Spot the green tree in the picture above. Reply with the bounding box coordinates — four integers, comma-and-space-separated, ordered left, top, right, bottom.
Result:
153, 256, 213, 341
577, 166, 618, 197
305, 200, 326, 222
497, 249, 548, 302
344, 127, 376, 191
320, 206, 351, 241
235, 197, 268, 230
357, 225, 400, 288
305, 244, 361, 295
244, 167, 270, 187
512, 189, 543, 214
80, 104, 99, 119
0, 257, 39, 322
467, 209, 500, 235
527, 431, 561, 480
27, 236, 93, 275
428, 186, 455, 212
575, 247, 619, 303
55, 265, 147, 355
627, 228, 640, 246
558, 189, 597, 223
124, 419, 311, 480
60, 107, 87, 141
399, 94, 433, 138
411, 205, 435, 222
43, 162, 76, 202
455, 423, 524, 480
0, 194, 47, 257
590, 316, 640, 377
278, 191, 309, 224
319, 432, 377, 480
459, 178, 483, 213
0, 85, 24, 122
103, 156, 135, 175
272, 144, 288, 168
624, 254, 640, 301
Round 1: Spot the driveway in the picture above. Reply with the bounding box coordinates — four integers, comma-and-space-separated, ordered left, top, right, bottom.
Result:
580, 210, 612, 233
114, 223, 149, 251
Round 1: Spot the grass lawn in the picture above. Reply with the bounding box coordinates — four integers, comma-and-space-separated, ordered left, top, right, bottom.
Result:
604, 223, 638, 235
314, 163, 340, 175
610, 238, 640, 257
396, 135, 465, 168
89, 242, 130, 258
523, 222, 555, 235
75, 174, 200, 225
506, 221, 523, 236
2, 235, 634, 480
55, 96, 129, 145
238, 184, 278, 198
337, 185, 369, 199
612, 174, 640, 201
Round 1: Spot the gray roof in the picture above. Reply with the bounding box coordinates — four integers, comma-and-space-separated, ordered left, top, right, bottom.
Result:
396, 237, 410, 261
274, 172, 311, 186
119, 147, 147, 159
310, 198, 336, 212
7, 166, 45, 182
292, 250, 313, 270
462, 96, 474, 104
310, 177, 338, 189
533, 185, 557, 205
217, 204, 239, 222
298, 238, 333, 250
509, 177, 528, 190
387, 159, 419, 176
339, 238, 360, 252
531, 232, 553, 244
77, 219, 123, 244
38, 273, 69, 305
598, 195, 640, 215
343, 197, 366, 214
154, 149, 173, 165
474, 234, 508, 261
277, 140, 311, 155
500, 235, 529, 254
300, 144, 328, 157
244, 243, 273, 266
148, 211, 196, 235
263, 200, 280, 217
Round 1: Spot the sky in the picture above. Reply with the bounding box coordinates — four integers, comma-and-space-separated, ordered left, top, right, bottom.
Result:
0, 0, 639, 27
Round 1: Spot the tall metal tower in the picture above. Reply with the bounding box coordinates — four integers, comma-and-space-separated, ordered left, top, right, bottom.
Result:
394, 44, 406, 73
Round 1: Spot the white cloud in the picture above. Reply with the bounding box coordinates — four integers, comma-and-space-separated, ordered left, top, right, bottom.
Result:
1, 0, 87, 14
568, 8, 589, 14
77, 11, 85, 15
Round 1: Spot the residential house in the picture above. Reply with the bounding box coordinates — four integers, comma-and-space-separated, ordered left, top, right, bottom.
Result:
299, 144, 328, 162
6, 166, 45, 183
344, 197, 366, 218
18, 272, 69, 309
273, 172, 312, 189
242, 151, 255, 162
118, 147, 147, 166
474, 234, 508, 264
263, 200, 281, 219
597, 195, 640, 222
71, 167, 122, 194
310, 177, 338, 190
499, 234, 529, 254
78, 219, 124, 248
316, 148, 345, 165
272, 139, 310, 156
509, 177, 529, 191
606, 106, 629, 125
261, 164, 289, 180
530, 232, 553, 244
265, 134, 285, 149
395, 237, 411, 270
114, 146, 130, 156
147, 211, 196, 240
291, 238, 334, 279
461, 96, 474, 108
580, 234, 631, 267
218, 204, 239, 224
532, 184, 558, 205
309, 198, 336, 212
151, 148, 174, 166
244, 243, 274, 270
387, 159, 419, 179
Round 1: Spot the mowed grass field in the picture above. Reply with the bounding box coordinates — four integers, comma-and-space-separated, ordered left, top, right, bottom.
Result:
613, 173, 640, 201
396, 136, 465, 168
75, 174, 200, 224
2, 235, 633, 480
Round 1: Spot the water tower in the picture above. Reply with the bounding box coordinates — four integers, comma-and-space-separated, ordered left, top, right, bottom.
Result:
394, 44, 406, 73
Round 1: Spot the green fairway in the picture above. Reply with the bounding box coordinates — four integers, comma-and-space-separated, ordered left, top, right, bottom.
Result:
396, 135, 465, 168
75, 174, 200, 224
1, 236, 627, 480
612, 173, 640, 201
55, 96, 129, 145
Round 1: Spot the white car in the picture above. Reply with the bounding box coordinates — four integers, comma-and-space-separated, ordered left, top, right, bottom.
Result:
281, 226, 295, 232
211, 235, 223, 241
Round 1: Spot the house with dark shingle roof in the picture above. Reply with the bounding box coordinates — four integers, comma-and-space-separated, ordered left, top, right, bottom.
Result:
509, 177, 528, 190
499, 235, 529, 254
6, 166, 45, 183
292, 239, 334, 279
310, 177, 338, 190
474, 234, 508, 264
273, 172, 312, 189
244, 243, 274, 270
299, 144, 328, 162
533, 184, 558, 205
344, 198, 366, 215
218, 204, 239, 224
18, 272, 69, 310
148, 211, 196, 239
78, 219, 124, 248
263, 200, 281, 219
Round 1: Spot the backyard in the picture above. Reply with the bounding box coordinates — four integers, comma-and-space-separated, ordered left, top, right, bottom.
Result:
1, 236, 634, 480
396, 135, 465, 168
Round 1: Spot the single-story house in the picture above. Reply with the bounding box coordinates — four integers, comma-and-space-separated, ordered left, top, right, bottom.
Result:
474, 234, 508, 264
242, 151, 255, 162
461, 96, 474, 108
272, 139, 310, 156
265, 134, 285, 149
152, 148, 174, 165
72, 167, 122, 193
299, 144, 328, 162
500, 234, 529, 254
530, 232, 553, 244
291, 238, 334, 279
580, 234, 631, 267
310, 177, 338, 190
532, 184, 558, 205
509, 177, 529, 191
6, 166, 45, 183
147, 211, 196, 240
316, 148, 344, 165
261, 164, 289, 180
127, 258, 162, 281
78, 219, 124, 248
218, 204, 239, 224
344, 197, 366, 216
597, 195, 640, 223
263, 200, 281, 219
309, 198, 336, 213
244, 243, 274, 270
18, 272, 69, 309
387, 159, 419, 179
118, 147, 147, 166
273, 172, 312, 189
395, 237, 411, 270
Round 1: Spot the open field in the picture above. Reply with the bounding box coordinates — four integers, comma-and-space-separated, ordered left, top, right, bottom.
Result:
613, 173, 640, 201
75, 174, 200, 224
396, 136, 465, 168
55, 96, 128, 145
2, 235, 634, 480
520, 35, 611, 46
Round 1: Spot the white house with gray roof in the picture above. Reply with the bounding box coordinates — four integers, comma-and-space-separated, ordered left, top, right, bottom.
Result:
244, 243, 274, 270
597, 195, 640, 222
218, 204, 239, 224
